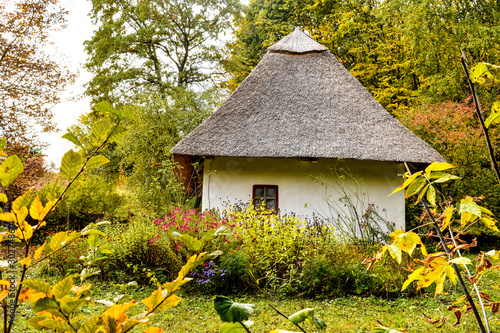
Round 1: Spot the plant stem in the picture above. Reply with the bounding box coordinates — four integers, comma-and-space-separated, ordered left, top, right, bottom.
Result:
268, 304, 307, 333
238, 321, 252, 333
461, 56, 500, 185
447, 226, 490, 332
404, 163, 487, 333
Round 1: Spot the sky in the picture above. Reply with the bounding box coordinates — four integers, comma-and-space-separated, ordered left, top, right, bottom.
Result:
41, 0, 94, 167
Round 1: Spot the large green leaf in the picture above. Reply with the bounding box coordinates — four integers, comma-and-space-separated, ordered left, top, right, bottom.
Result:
94, 101, 117, 116
62, 132, 83, 148
33, 297, 59, 313
38, 318, 75, 332
78, 315, 104, 333
213, 296, 255, 323
457, 198, 482, 217
60, 150, 84, 180
405, 177, 426, 198
91, 118, 112, 143
86, 155, 110, 170
288, 308, 326, 330
107, 125, 129, 143
80, 268, 101, 282
23, 280, 52, 295
52, 276, 73, 299
121, 105, 135, 121
0, 155, 23, 186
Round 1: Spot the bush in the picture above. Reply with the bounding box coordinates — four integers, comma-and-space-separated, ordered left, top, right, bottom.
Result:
106, 216, 182, 284
37, 174, 125, 234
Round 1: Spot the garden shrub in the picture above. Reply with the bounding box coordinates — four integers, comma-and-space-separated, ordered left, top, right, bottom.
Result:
36, 174, 125, 233
106, 215, 182, 284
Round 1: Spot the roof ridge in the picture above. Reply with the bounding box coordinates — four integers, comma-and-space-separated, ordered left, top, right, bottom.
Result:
267, 27, 327, 54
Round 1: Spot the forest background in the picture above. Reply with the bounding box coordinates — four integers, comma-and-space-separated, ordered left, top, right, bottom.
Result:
3, 0, 500, 237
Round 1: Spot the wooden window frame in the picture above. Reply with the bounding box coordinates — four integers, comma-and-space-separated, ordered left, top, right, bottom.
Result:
252, 185, 279, 212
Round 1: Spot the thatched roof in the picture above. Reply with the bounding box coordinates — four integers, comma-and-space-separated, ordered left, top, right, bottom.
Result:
172, 27, 444, 164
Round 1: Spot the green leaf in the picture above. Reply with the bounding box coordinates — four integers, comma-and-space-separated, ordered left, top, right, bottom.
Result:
23, 280, 52, 295
60, 150, 84, 180
415, 184, 429, 204
108, 125, 129, 143
33, 297, 59, 313
81, 268, 101, 282
12, 190, 31, 213
121, 105, 135, 121
289, 308, 326, 330
213, 296, 255, 323
87, 234, 101, 248
94, 101, 117, 116
426, 185, 436, 206
38, 318, 75, 332
457, 199, 482, 217
220, 321, 253, 333
62, 132, 83, 148
172, 232, 203, 252
405, 177, 426, 198
0, 155, 23, 187
52, 276, 73, 299
86, 155, 110, 170
61, 298, 87, 316
27, 316, 51, 330
78, 315, 104, 333
389, 171, 422, 195
91, 118, 112, 143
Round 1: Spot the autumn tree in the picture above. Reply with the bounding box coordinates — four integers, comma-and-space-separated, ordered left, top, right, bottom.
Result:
0, 0, 75, 157
225, 0, 500, 112
84, 0, 241, 105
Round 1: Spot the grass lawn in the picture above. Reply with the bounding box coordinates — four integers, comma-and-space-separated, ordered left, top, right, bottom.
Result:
10, 282, 499, 333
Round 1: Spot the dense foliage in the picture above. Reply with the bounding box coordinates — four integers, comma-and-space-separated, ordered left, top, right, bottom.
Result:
225, 0, 500, 112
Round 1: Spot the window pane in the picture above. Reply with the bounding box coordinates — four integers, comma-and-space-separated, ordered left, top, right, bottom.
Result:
266, 199, 276, 209
266, 187, 276, 197
255, 187, 264, 197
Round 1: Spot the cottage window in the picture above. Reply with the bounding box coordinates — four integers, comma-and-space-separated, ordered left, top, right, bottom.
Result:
253, 185, 278, 211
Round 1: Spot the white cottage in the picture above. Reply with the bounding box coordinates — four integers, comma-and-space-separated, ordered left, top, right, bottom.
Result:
171, 28, 444, 230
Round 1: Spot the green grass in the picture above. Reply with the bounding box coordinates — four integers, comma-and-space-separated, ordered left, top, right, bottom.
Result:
10, 284, 499, 333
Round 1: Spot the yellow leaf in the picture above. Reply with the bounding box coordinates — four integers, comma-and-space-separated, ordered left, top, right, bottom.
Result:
18, 287, 43, 303
34, 242, 47, 261
30, 196, 44, 221
0, 290, 8, 302
389, 171, 423, 196
144, 327, 164, 333
71, 284, 92, 297
440, 206, 455, 231
0, 280, 11, 288
0, 212, 16, 222
448, 257, 472, 266
20, 255, 31, 266
15, 221, 33, 240
102, 301, 137, 332
401, 267, 425, 291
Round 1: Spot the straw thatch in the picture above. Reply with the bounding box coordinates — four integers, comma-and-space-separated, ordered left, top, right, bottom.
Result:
171, 27, 444, 164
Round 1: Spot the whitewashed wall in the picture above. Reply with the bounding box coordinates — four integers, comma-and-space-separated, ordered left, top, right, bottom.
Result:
202, 157, 406, 231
